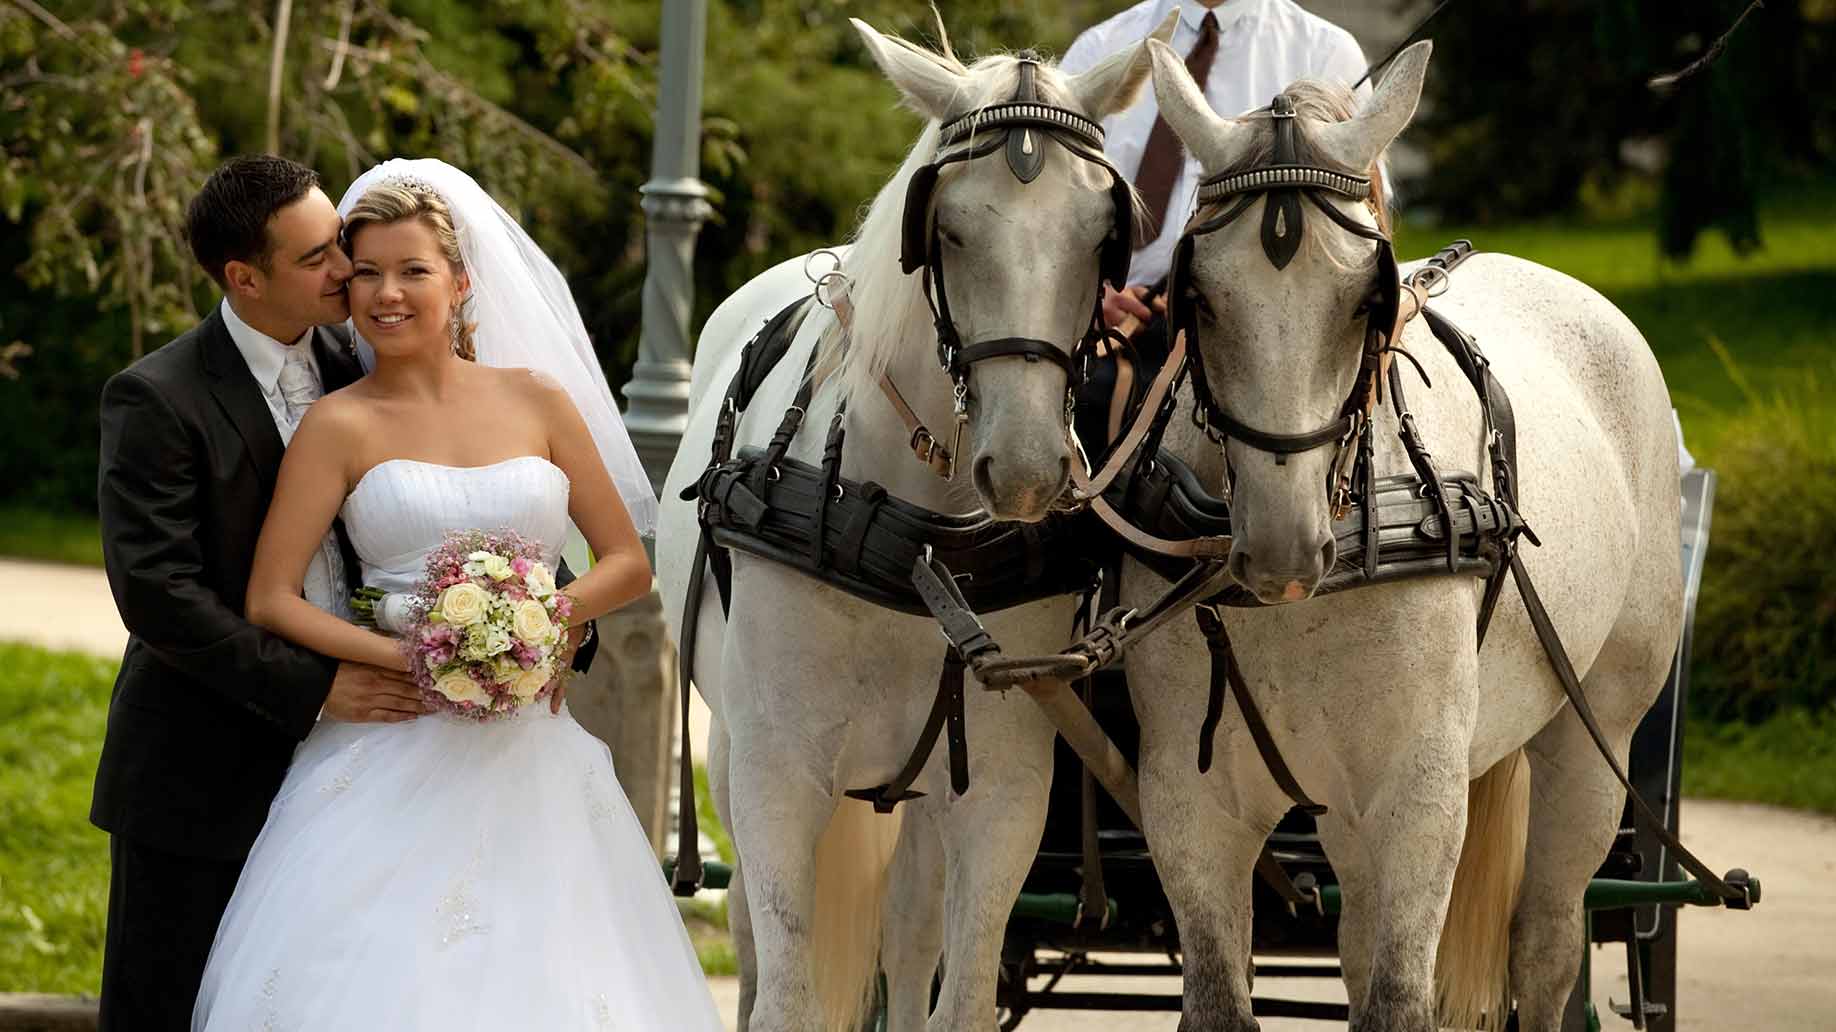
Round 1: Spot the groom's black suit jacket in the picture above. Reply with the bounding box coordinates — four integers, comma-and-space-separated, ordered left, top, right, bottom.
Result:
92, 308, 366, 861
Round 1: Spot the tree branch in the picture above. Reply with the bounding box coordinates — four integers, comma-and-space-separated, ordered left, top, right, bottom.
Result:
266, 0, 295, 153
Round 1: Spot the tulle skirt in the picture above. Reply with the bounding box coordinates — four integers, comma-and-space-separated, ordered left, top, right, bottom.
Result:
193, 703, 722, 1031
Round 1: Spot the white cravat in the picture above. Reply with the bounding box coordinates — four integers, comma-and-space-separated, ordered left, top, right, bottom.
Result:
270, 342, 347, 619
276, 344, 322, 437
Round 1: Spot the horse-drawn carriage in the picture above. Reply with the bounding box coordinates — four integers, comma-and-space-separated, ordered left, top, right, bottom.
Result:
657, 19, 1762, 1032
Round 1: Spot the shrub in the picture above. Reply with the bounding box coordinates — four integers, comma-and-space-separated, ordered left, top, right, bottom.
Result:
1689, 347, 1836, 721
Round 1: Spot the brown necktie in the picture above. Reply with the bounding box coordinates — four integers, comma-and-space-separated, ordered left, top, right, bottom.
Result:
1134, 12, 1221, 241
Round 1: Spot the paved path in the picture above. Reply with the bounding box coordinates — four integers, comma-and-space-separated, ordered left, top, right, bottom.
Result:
0, 558, 716, 762
5, 559, 1830, 1029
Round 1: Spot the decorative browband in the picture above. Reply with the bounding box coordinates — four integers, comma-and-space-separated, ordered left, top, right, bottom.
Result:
1197, 164, 1372, 204
939, 102, 1105, 150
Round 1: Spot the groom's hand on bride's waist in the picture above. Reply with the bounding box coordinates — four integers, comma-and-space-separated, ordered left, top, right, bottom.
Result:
548, 623, 591, 714
324, 662, 428, 723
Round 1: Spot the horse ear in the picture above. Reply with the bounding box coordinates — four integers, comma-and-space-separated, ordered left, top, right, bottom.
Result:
851, 18, 965, 121
1146, 38, 1251, 173
1314, 40, 1432, 174
1064, 8, 1180, 119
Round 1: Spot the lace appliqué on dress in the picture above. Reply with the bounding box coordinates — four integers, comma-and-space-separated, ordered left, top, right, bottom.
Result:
434, 832, 492, 948
260, 968, 286, 1032
584, 764, 617, 823
320, 740, 369, 796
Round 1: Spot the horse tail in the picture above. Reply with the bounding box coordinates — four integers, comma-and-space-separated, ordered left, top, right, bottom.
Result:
1436, 747, 1531, 1030
811, 796, 903, 1032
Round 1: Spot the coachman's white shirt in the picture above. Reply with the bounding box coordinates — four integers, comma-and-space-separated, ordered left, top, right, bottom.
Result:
1061, 0, 1370, 288
219, 299, 349, 618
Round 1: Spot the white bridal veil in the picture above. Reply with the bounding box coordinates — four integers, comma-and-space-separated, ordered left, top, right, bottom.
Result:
334, 158, 658, 538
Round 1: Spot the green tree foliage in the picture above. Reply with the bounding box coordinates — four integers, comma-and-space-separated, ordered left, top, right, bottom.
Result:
1, 1, 218, 359
0, 0, 1115, 511
1408, 0, 1834, 258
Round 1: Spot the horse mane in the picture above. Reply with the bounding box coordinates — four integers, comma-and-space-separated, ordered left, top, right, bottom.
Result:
1217, 77, 1393, 270
817, 51, 1101, 406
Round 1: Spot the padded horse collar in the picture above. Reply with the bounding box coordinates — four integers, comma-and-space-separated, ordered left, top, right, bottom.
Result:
898, 57, 1135, 391
1168, 92, 1402, 514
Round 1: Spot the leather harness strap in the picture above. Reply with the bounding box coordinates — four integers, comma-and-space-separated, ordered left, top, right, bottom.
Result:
1193, 605, 1328, 816
875, 374, 958, 479
1088, 494, 1232, 560
1509, 551, 1751, 906
844, 646, 971, 813
1070, 328, 1191, 503
670, 296, 818, 896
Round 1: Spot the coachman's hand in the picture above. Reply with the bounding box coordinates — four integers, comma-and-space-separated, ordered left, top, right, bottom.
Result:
1101, 284, 1156, 329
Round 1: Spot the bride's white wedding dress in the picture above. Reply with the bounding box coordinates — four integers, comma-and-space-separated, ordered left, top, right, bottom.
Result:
194, 456, 721, 1030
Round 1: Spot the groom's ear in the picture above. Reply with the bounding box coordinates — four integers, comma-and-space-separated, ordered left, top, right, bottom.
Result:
223, 259, 262, 301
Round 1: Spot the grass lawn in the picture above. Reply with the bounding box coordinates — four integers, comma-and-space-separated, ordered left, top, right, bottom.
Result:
0, 642, 113, 994
1394, 182, 1836, 458
1684, 709, 1836, 815
0, 507, 103, 568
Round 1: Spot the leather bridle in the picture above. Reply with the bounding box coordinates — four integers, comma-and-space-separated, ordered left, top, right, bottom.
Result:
892, 57, 1133, 476
1167, 93, 1417, 517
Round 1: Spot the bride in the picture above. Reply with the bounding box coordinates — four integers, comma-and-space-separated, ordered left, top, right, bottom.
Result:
191, 159, 720, 1030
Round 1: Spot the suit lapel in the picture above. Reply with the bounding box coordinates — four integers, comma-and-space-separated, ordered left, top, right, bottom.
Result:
312, 323, 365, 393
199, 309, 286, 486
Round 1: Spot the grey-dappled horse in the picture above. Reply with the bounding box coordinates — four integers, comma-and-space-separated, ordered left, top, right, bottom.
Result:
656, 19, 1170, 1032
1121, 41, 1685, 1031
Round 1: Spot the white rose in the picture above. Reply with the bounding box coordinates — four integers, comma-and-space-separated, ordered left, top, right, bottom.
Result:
438, 582, 489, 626
512, 599, 555, 644
463, 622, 511, 660
481, 554, 514, 581
433, 670, 492, 707
511, 660, 555, 703
524, 563, 556, 599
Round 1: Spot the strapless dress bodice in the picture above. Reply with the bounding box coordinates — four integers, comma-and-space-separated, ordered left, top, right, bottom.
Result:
339, 456, 571, 595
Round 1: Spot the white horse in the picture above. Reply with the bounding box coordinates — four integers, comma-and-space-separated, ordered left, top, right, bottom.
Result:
1120, 41, 1686, 1031
656, 20, 1169, 1032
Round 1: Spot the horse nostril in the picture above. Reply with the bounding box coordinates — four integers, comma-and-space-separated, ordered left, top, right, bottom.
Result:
1228, 547, 1253, 586
973, 454, 996, 501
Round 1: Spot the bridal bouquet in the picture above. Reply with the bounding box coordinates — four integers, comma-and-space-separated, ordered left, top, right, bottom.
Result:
388, 529, 574, 720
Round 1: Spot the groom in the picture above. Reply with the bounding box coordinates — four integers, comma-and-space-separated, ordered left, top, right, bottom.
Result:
91, 155, 430, 1029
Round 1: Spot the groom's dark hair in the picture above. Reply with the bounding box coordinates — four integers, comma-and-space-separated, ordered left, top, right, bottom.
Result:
186, 155, 322, 288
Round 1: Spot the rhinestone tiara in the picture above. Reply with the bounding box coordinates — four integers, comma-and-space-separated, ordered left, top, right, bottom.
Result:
379, 173, 441, 197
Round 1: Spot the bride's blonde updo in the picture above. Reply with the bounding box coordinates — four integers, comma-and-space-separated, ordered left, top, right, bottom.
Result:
341, 181, 479, 361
